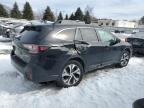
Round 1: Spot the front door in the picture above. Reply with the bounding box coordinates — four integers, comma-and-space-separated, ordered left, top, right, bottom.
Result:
74, 27, 104, 71
96, 30, 122, 64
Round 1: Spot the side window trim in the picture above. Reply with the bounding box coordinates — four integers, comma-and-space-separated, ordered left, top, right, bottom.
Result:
94, 29, 100, 42
75, 28, 83, 41
95, 29, 103, 42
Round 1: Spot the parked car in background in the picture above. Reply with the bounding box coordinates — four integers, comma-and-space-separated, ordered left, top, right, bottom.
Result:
125, 32, 144, 54
11, 23, 132, 87
0, 24, 17, 38
0, 20, 30, 39
0, 24, 10, 37
9, 25, 25, 40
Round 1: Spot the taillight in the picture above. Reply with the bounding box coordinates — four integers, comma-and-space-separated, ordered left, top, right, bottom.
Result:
125, 38, 128, 42
23, 44, 49, 54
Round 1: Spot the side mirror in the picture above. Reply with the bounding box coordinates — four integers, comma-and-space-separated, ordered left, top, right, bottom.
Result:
116, 38, 121, 43
109, 38, 121, 46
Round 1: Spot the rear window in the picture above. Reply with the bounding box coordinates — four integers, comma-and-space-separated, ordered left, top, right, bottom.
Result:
19, 26, 51, 43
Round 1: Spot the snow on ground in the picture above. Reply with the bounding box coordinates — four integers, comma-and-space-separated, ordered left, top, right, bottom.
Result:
0, 36, 11, 42
0, 44, 12, 50
0, 41, 12, 54
0, 53, 144, 108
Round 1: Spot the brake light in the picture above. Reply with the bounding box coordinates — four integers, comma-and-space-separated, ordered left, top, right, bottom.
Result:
23, 44, 49, 54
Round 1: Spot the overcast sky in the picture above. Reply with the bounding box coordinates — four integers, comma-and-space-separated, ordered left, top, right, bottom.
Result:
0, 0, 143, 20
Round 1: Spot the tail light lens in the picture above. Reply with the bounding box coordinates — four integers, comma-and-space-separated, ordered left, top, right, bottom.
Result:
125, 38, 128, 42
23, 44, 49, 54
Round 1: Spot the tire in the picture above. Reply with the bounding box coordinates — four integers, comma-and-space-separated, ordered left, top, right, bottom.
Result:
117, 50, 130, 68
133, 98, 144, 108
57, 60, 83, 88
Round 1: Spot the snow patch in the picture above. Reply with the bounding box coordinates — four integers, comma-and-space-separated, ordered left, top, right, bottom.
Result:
0, 55, 144, 108
0, 42, 12, 54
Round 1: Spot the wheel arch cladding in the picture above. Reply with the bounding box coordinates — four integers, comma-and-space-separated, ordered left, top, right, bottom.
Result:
124, 47, 132, 58
124, 48, 131, 54
69, 57, 85, 73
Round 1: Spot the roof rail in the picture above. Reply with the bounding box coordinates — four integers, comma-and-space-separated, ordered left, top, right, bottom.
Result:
54, 20, 85, 25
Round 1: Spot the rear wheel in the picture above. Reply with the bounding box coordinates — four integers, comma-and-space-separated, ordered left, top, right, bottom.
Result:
117, 51, 130, 68
57, 60, 83, 88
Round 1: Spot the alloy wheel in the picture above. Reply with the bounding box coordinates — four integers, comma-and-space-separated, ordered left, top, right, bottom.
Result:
62, 64, 81, 86
120, 52, 129, 66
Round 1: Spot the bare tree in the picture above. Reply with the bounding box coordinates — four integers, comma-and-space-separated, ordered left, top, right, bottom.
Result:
85, 5, 94, 17
85, 5, 98, 21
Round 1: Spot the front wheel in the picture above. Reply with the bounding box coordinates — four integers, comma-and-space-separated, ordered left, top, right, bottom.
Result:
117, 51, 130, 68
57, 60, 83, 88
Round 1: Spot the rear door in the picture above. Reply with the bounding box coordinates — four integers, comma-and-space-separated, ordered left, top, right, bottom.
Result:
96, 30, 122, 64
74, 27, 104, 71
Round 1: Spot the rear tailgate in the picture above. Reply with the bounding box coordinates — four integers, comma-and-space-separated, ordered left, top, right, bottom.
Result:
12, 25, 53, 63
13, 40, 31, 63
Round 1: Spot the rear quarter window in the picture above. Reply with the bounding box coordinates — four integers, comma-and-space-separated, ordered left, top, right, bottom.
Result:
53, 28, 76, 41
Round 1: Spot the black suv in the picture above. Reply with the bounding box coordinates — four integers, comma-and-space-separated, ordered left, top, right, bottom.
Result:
11, 23, 132, 87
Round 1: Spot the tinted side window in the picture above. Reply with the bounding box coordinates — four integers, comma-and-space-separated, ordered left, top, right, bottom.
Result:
55, 28, 76, 41
97, 30, 115, 42
80, 28, 98, 42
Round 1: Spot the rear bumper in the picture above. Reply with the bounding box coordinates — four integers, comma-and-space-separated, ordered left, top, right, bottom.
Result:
11, 54, 59, 83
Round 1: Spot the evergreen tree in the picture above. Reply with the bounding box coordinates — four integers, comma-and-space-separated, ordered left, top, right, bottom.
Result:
65, 14, 68, 20
10, 2, 21, 19
22, 2, 34, 20
84, 11, 91, 24
0, 4, 9, 17
57, 12, 63, 21
74, 7, 84, 21
140, 16, 144, 25
42, 6, 55, 21
69, 13, 75, 20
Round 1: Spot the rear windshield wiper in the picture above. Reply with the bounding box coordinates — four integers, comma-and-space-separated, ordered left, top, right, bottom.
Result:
15, 35, 21, 40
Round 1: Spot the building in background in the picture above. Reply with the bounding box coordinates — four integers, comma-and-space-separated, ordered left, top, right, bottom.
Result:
96, 19, 115, 27
115, 20, 138, 28
92, 19, 138, 28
